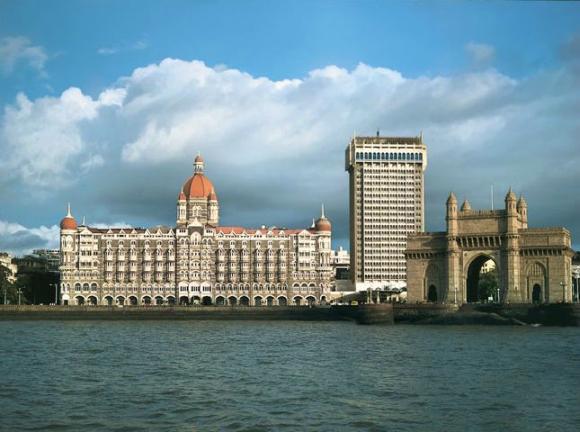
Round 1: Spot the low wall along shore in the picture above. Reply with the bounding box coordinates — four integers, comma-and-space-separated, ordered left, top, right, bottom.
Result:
1, 303, 578, 326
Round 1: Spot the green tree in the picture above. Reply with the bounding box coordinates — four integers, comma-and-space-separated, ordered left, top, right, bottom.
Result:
478, 269, 498, 302
0, 263, 28, 305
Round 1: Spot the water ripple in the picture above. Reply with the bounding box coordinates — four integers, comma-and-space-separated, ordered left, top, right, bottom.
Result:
0, 322, 579, 431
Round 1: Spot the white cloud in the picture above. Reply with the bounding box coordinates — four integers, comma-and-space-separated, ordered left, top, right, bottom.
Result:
0, 88, 101, 187
80, 154, 105, 172
0, 36, 48, 76
0, 58, 578, 246
97, 40, 148, 56
466, 42, 496, 67
0, 220, 60, 256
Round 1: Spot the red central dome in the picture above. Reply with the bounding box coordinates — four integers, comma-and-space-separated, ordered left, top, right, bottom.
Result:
181, 173, 215, 199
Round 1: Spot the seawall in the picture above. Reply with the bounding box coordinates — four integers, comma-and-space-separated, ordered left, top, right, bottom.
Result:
1, 304, 577, 326
0, 304, 395, 325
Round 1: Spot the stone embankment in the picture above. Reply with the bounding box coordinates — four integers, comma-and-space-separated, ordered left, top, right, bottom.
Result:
0, 303, 578, 326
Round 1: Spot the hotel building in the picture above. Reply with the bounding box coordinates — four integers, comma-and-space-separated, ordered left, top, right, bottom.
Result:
59, 155, 333, 306
345, 134, 427, 290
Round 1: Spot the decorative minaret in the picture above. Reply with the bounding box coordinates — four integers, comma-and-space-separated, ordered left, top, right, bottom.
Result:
504, 188, 521, 303
517, 195, 528, 229
177, 191, 186, 225
208, 187, 219, 225
460, 199, 472, 212
446, 192, 460, 303
446, 192, 458, 235
505, 187, 518, 234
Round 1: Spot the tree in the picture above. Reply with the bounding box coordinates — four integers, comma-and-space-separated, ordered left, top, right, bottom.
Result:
0, 263, 28, 305
478, 269, 498, 302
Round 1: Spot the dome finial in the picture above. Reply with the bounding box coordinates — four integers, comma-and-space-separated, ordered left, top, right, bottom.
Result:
321, 203, 325, 219
66, 202, 72, 217
194, 153, 204, 173
82, 216, 86, 226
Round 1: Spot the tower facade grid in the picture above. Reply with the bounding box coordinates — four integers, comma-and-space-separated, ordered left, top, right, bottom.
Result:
345, 135, 427, 290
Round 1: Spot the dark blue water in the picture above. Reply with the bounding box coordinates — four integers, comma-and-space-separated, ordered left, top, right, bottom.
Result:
1, 321, 578, 432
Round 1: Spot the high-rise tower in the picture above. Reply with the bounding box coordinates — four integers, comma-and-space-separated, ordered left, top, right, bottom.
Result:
345, 133, 427, 290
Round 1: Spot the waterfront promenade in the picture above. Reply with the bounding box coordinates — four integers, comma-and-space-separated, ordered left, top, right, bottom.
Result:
1, 303, 579, 326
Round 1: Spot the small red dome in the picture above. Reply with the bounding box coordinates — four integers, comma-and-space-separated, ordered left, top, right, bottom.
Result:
209, 188, 218, 201
60, 216, 77, 230
315, 217, 331, 232
178, 191, 186, 201
182, 173, 215, 199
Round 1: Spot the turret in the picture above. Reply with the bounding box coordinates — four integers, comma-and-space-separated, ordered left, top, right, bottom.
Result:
60, 203, 78, 231
177, 191, 186, 224
207, 187, 219, 225
314, 204, 332, 234
446, 192, 458, 235
517, 195, 528, 228
505, 188, 518, 233
460, 199, 472, 212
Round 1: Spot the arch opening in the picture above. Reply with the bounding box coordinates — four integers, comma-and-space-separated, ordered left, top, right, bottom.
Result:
466, 256, 498, 303
427, 285, 438, 303
532, 284, 542, 304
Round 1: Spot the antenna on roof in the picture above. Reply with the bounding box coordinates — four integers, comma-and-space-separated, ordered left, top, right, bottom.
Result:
491, 184, 494, 210
376, 129, 380, 137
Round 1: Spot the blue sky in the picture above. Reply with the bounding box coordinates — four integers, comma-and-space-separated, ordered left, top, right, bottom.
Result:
1, 0, 579, 254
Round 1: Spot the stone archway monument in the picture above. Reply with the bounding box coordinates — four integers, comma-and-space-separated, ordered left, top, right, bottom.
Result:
405, 190, 574, 304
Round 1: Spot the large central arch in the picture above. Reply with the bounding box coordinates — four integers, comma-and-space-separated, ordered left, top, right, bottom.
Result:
466, 255, 497, 303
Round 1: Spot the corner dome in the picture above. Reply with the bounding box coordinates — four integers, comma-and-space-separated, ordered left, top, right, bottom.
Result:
60, 217, 77, 230
60, 204, 77, 230
315, 217, 332, 232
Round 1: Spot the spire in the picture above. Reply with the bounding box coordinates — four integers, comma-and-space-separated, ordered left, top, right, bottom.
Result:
311, 218, 315, 228
446, 192, 457, 204
82, 216, 86, 226
321, 203, 326, 219
505, 187, 516, 201
66, 202, 72, 217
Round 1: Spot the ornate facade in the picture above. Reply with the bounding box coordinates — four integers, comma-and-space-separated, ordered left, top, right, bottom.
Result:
59, 155, 333, 306
405, 190, 574, 304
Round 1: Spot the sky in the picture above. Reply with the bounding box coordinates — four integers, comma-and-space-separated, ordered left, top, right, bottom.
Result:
0, 0, 579, 255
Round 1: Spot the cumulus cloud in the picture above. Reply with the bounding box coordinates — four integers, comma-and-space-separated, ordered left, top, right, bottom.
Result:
466, 42, 496, 67
0, 58, 579, 249
0, 221, 60, 256
0, 36, 48, 76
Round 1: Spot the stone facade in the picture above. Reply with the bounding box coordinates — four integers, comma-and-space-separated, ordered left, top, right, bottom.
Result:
59, 155, 333, 306
405, 190, 574, 304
